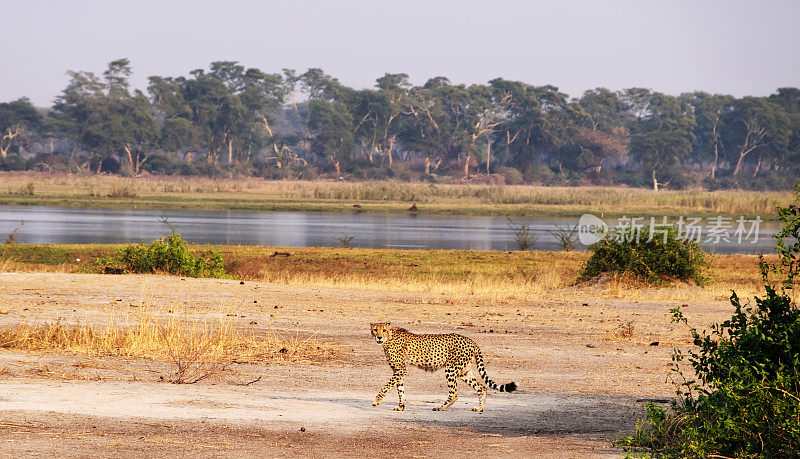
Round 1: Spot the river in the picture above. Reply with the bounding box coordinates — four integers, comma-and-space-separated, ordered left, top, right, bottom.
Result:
0, 205, 781, 254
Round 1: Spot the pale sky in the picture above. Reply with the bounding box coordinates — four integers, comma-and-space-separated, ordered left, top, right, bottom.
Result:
2, 0, 798, 107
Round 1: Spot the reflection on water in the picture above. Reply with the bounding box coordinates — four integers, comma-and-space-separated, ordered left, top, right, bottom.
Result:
0, 205, 781, 254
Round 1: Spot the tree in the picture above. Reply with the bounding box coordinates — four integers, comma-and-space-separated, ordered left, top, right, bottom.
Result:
351, 73, 411, 165
683, 92, 734, 178
488, 79, 545, 179
104, 58, 133, 98
532, 85, 586, 176
0, 98, 41, 159
574, 127, 628, 173
50, 70, 106, 165
148, 76, 199, 161
723, 97, 792, 177
578, 88, 625, 132
92, 60, 158, 175
240, 68, 284, 157
769, 88, 800, 176
626, 91, 695, 190
308, 99, 354, 175
468, 84, 511, 175
50, 59, 157, 173
179, 67, 248, 166
100, 91, 158, 175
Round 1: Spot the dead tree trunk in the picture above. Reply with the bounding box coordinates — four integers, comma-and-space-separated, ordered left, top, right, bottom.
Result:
485, 140, 492, 174
711, 114, 720, 179
1, 126, 22, 159
733, 119, 766, 177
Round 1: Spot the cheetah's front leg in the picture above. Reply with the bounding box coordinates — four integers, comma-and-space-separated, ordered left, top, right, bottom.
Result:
373, 368, 406, 411
433, 367, 458, 411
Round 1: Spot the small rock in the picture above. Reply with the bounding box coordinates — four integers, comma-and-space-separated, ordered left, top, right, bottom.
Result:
240, 281, 245, 285
586, 344, 595, 348
299, 427, 306, 432
649, 341, 660, 346
0, 310, 9, 315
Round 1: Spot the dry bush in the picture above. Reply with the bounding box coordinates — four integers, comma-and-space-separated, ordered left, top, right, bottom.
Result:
5, 220, 24, 244
0, 308, 338, 383
607, 320, 636, 341
107, 181, 138, 198
550, 224, 579, 251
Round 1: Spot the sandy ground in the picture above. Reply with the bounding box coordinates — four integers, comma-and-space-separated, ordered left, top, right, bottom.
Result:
0, 272, 738, 457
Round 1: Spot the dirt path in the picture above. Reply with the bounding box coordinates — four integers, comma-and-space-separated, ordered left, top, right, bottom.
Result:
0, 273, 737, 456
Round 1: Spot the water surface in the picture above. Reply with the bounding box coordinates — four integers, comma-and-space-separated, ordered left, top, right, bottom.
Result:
0, 205, 780, 254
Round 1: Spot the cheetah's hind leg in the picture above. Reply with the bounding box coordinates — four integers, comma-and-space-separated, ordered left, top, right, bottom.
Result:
461, 368, 487, 412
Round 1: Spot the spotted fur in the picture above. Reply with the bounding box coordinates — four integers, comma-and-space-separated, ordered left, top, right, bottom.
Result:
370, 322, 517, 412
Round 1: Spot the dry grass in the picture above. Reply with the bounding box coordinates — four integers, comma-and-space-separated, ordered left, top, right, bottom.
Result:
231, 248, 583, 303
0, 306, 338, 382
0, 171, 790, 217
228, 248, 768, 303
0, 258, 74, 273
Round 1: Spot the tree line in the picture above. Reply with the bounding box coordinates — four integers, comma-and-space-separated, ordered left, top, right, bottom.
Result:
1, 59, 798, 190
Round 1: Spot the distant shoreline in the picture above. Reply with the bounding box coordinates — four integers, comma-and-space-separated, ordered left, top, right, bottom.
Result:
0, 172, 791, 219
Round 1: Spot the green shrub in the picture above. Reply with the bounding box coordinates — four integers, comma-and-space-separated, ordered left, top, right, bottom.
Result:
115, 233, 225, 278
578, 226, 707, 286
496, 166, 524, 185
524, 163, 555, 183
616, 193, 800, 457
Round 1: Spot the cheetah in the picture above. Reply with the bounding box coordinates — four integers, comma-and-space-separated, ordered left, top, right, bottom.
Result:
370, 322, 517, 412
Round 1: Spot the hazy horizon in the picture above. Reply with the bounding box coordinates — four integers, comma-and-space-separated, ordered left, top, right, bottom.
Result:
2, 0, 798, 107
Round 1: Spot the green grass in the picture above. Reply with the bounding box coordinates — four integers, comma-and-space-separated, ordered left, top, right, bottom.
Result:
0, 244, 112, 266
0, 172, 791, 218
0, 243, 579, 280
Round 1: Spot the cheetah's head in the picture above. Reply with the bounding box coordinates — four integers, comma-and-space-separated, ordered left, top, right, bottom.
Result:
370, 322, 392, 345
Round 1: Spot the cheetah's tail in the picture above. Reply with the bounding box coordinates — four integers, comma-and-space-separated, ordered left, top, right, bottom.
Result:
475, 351, 517, 393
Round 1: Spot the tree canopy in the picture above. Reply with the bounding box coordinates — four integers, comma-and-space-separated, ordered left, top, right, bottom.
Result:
2, 59, 798, 190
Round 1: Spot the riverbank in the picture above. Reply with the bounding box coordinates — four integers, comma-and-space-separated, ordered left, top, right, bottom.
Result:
0, 244, 768, 303
0, 172, 790, 218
